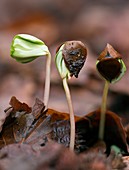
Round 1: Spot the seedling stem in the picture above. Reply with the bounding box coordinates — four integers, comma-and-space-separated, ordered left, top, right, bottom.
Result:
63, 77, 75, 151
44, 52, 51, 109
98, 80, 109, 140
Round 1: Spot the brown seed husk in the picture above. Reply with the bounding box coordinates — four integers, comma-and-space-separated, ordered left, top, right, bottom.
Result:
97, 44, 123, 82
62, 41, 87, 78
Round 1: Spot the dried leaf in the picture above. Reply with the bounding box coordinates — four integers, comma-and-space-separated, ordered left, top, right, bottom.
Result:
0, 97, 128, 156
0, 97, 34, 148
25, 108, 81, 149
9, 96, 32, 113
50, 109, 128, 154
0, 107, 13, 133
0, 97, 47, 149
32, 98, 45, 119
86, 110, 128, 154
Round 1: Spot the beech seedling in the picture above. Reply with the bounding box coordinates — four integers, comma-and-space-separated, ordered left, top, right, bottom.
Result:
55, 41, 87, 150
96, 43, 126, 140
10, 34, 51, 109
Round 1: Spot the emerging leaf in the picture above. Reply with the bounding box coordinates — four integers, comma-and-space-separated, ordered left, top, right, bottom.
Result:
96, 44, 126, 83
55, 44, 70, 79
10, 34, 49, 63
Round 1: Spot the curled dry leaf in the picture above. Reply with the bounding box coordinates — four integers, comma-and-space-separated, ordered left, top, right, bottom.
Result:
0, 96, 34, 148
0, 97, 128, 156
49, 109, 128, 154
0, 97, 48, 150
9, 96, 32, 113
0, 96, 32, 133
32, 98, 45, 119
86, 110, 128, 154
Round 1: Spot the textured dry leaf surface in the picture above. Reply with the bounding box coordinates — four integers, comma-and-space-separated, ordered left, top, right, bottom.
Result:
0, 96, 128, 169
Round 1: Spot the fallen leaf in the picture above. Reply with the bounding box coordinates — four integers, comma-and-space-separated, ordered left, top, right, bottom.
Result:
0, 97, 128, 157
86, 110, 128, 154
9, 96, 32, 113
0, 97, 34, 148
31, 98, 45, 119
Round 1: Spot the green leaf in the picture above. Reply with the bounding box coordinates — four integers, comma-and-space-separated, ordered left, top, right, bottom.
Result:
10, 34, 49, 63
111, 59, 126, 83
55, 44, 70, 79
111, 145, 125, 155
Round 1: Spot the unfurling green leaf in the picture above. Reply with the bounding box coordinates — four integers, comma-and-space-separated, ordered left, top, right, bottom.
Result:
55, 44, 70, 79
10, 34, 50, 63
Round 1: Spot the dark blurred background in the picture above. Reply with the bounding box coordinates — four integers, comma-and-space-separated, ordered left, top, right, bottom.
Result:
0, 0, 129, 123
